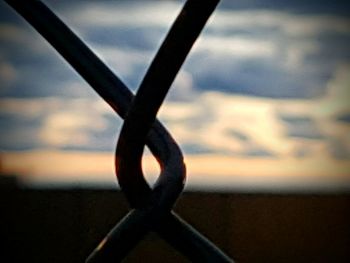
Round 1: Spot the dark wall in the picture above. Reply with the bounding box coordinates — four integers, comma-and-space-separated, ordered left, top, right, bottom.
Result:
1, 188, 349, 263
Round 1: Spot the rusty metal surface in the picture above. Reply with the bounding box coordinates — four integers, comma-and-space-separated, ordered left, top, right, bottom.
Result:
5, 0, 233, 261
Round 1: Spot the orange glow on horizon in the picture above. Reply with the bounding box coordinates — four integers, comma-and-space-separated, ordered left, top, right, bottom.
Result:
1, 150, 349, 190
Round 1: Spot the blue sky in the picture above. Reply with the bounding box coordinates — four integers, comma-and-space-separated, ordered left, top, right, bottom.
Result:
0, 1, 349, 189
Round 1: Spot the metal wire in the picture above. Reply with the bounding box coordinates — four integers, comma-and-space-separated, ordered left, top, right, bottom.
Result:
5, 0, 233, 262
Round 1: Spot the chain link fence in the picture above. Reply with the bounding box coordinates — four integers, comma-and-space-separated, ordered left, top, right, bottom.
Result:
5, 0, 233, 262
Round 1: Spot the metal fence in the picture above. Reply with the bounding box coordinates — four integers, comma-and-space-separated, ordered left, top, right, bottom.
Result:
5, 0, 233, 262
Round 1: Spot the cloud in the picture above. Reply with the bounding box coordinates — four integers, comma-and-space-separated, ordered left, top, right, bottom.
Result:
210, 10, 350, 36
0, 24, 37, 47
159, 81, 350, 160
39, 111, 105, 146
0, 97, 120, 150
274, 64, 350, 159
50, 107, 120, 151
187, 10, 350, 98
0, 24, 92, 98
166, 70, 196, 101
0, 93, 288, 156
59, 1, 182, 29
317, 63, 350, 117
195, 36, 277, 59
337, 114, 350, 124
0, 61, 16, 90
2, 1, 350, 100
160, 93, 287, 156
42, 1, 350, 100
278, 114, 324, 140
83, 24, 167, 52
1, 1, 349, 163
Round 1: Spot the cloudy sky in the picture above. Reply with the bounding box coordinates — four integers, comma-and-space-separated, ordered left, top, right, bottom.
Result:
0, 0, 349, 191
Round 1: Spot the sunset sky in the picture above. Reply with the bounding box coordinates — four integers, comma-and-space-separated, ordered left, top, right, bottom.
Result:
0, 1, 349, 191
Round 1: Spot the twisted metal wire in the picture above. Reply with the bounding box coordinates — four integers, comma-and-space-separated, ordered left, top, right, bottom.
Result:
5, 0, 233, 261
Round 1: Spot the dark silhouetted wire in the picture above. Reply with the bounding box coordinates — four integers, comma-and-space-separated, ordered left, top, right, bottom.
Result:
5, 0, 233, 262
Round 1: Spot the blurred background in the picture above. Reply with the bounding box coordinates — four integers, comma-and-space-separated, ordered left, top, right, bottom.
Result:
0, 0, 349, 262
